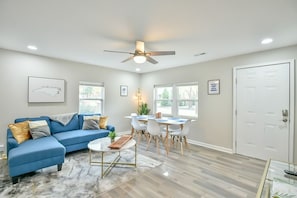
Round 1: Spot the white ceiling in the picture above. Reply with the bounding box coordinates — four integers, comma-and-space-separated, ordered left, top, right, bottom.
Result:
0, 0, 297, 73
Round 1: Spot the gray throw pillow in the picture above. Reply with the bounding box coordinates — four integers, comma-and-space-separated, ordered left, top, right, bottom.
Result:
29, 120, 51, 139
82, 119, 100, 130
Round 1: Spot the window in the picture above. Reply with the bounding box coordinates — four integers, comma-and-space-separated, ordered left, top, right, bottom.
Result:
79, 82, 104, 114
155, 86, 173, 115
177, 84, 198, 117
154, 82, 198, 118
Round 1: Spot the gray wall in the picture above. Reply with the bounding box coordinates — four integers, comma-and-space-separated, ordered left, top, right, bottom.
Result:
0, 48, 140, 150
141, 44, 297, 162
1, 45, 297, 163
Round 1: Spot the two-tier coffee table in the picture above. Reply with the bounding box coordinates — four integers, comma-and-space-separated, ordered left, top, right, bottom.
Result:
88, 137, 137, 178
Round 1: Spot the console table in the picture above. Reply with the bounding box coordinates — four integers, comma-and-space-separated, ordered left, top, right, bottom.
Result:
256, 159, 297, 198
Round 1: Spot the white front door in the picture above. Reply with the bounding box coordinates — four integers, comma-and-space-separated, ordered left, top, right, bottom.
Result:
234, 60, 294, 161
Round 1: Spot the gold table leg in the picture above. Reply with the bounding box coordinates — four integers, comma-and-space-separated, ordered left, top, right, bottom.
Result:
88, 143, 137, 178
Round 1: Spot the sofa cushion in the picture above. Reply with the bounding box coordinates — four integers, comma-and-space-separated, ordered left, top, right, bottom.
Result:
99, 116, 108, 129
53, 129, 109, 146
8, 136, 65, 167
29, 120, 51, 139
15, 117, 51, 126
82, 115, 100, 130
50, 113, 79, 134
82, 119, 100, 130
78, 113, 101, 129
8, 121, 31, 144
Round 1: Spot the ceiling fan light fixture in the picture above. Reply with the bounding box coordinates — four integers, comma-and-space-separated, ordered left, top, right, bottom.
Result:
133, 55, 146, 64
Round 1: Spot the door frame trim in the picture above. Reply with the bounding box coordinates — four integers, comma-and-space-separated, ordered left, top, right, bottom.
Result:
233, 59, 295, 162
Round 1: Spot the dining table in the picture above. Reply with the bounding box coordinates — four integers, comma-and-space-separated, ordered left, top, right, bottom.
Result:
126, 115, 189, 155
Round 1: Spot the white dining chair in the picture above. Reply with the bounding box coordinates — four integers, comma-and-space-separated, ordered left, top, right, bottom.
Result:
131, 115, 147, 142
170, 119, 191, 155
146, 119, 164, 154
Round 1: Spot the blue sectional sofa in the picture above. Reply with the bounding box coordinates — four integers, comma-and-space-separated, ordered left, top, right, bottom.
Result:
6, 113, 115, 184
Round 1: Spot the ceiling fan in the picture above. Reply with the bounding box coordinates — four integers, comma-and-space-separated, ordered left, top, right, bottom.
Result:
104, 41, 175, 64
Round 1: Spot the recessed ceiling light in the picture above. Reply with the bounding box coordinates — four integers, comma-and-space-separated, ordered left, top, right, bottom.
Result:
135, 68, 141, 72
27, 45, 38, 50
261, 38, 273, 45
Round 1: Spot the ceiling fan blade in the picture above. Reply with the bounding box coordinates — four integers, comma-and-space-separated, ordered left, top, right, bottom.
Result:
104, 50, 133, 55
121, 56, 134, 63
146, 56, 158, 64
148, 51, 176, 56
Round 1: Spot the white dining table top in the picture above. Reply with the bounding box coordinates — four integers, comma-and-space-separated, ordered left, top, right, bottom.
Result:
125, 115, 191, 125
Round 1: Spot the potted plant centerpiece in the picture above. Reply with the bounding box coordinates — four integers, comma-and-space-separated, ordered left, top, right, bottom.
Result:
138, 103, 151, 115
108, 129, 116, 143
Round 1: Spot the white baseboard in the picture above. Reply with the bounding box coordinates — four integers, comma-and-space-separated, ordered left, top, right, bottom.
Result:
116, 131, 233, 154
187, 139, 233, 154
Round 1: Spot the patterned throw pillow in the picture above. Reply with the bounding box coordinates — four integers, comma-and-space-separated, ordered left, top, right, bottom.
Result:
82, 119, 100, 130
8, 121, 31, 144
29, 120, 51, 139
99, 116, 108, 129
82, 115, 100, 130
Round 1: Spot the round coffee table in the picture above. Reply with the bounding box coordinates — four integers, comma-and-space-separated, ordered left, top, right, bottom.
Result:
88, 137, 137, 178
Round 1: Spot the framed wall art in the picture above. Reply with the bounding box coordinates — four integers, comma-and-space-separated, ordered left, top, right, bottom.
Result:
28, 76, 65, 102
120, 85, 128, 96
208, 79, 220, 95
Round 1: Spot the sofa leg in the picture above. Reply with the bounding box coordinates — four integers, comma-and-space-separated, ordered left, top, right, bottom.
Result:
57, 164, 62, 171
12, 176, 19, 184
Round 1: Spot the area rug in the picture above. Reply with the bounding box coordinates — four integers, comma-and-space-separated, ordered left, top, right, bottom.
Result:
0, 149, 161, 197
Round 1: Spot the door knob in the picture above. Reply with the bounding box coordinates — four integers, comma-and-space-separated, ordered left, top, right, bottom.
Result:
282, 109, 288, 123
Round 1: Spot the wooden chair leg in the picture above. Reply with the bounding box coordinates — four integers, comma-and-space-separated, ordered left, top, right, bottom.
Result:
184, 136, 189, 148
137, 131, 141, 143
146, 135, 152, 150
144, 132, 150, 141
180, 141, 183, 155
167, 136, 170, 153
156, 137, 160, 154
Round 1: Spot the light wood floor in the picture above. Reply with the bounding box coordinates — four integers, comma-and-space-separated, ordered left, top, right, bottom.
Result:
100, 138, 266, 198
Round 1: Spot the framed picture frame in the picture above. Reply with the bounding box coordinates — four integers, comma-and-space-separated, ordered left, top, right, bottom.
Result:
120, 85, 128, 96
208, 79, 220, 95
28, 76, 65, 102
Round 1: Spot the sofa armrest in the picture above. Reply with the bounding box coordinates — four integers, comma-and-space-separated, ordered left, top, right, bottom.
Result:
7, 129, 19, 155
106, 125, 115, 132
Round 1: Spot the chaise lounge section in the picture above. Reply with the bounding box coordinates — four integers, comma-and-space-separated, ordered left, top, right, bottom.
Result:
7, 113, 115, 183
